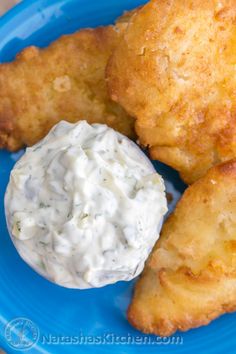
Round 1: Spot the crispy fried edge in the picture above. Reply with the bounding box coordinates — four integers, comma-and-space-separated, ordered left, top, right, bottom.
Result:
0, 8, 139, 151
127, 159, 236, 336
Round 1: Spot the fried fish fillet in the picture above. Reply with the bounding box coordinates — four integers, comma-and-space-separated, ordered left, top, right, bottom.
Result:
107, 0, 236, 184
0, 15, 136, 151
128, 160, 236, 336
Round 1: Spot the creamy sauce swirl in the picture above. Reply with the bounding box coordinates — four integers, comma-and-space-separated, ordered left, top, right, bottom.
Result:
5, 121, 167, 288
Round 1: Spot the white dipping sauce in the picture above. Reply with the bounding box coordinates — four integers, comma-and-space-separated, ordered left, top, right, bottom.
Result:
5, 121, 167, 289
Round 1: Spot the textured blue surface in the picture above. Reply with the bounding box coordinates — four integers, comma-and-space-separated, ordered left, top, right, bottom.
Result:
0, 1, 235, 353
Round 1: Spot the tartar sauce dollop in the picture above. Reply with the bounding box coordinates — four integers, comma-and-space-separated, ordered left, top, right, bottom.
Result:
5, 121, 167, 289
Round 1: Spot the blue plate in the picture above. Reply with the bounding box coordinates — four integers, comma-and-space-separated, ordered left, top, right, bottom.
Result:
0, 1, 235, 353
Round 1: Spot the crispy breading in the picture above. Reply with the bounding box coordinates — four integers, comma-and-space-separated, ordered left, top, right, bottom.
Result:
107, 0, 236, 184
0, 16, 136, 151
128, 160, 236, 336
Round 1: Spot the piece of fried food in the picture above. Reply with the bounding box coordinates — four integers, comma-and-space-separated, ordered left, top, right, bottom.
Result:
107, 0, 236, 184
128, 159, 236, 336
0, 15, 136, 151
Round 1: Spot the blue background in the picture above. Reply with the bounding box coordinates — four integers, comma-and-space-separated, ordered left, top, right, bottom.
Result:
0, 1, 235, 353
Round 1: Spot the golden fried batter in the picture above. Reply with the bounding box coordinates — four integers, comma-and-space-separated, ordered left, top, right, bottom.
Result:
0, 16, 135, 151
128, 160, 236, 336
107, 0, 236, 184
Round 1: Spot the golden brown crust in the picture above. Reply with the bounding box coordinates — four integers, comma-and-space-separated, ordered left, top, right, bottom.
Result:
107, 0, 236, 184
0, 15, 136, 151
128, 160, 236, 336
